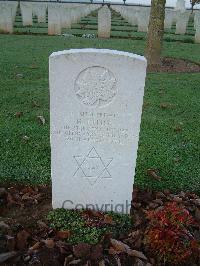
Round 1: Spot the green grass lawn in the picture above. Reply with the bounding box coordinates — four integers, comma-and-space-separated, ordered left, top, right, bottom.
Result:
0, 33, 199, 194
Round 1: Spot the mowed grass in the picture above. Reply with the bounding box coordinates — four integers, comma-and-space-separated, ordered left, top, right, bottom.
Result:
0, 34, 199, 194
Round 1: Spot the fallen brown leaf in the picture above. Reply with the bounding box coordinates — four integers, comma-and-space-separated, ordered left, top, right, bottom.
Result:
108, 247, 117, 255
16, 229, 30, 250
110, 239, 130, 253
64, 255, 74, 266
7, 192, 17, 205
174, 126, 182, 132
127, 249, 148, 260
21, 193, 32, 200
102, 214, 115, 225
195, 208, 200, 222
32, 100, 40, 107
29, 241, 43, 251
69, 259, 81, 265
29, 64, 38, 69
56, 230, 71, 239
14, 112, 23, 118
147, 168, 162, 181
42, 238, 55, 249
73, 243, 91, 258
98, 260, 106, 266
21, 186, 34, 194
37, 115, 45, 125
90, 244, 103, 260
37, 220, 48, 229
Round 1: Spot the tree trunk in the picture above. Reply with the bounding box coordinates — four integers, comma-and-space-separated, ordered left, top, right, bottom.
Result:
145, 0, 166, 69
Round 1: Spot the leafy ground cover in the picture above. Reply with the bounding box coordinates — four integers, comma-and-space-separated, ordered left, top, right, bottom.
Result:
0, 185, 200, 265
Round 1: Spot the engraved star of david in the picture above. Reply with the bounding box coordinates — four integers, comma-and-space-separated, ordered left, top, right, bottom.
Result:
73, 147, 113, 185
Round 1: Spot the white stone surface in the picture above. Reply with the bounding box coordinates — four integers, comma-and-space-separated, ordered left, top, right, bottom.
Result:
60, 6, 71, 29
175, 11, 190, 34
50, 49, 147, 213
20, 2, 33, 26
195, 12, 200, 43
48, 4, 61, 35
98, 6, 111, 38
137, 8, 150, 32
164, 9, 176, 30
175, 0, 186, 12
32, 3, 47, 23
0, 1, 17, 33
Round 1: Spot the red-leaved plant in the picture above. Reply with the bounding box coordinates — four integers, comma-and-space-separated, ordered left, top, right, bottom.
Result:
145, 202, 199, 265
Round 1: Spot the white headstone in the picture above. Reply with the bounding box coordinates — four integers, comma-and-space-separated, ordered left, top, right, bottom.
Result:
98, 6, 111, 38
32, 3, 47, 23
195, 12, 200, 43
48, 4, 61, 35
137, 8, 150, 32
175, 11, 190, 35
164, 9, 176, 30
175, 0, 186, 12
50, 49, 147, 213
20, 2, 33, 26
0, 1, 17, 33
61, 7, 71, 29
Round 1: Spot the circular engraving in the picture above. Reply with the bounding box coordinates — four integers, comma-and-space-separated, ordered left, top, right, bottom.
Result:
74, 66, 117, 107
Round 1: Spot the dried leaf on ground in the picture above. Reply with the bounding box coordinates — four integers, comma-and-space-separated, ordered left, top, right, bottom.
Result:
102, 214, 115, 225
42, 238, 55, 249
37, 115, 45, 125
56, 230, 71, 239
147, 169, 162, 181
127, 249, 147, 260
32, 100, 40, 107
29, 241, 43, 251
14, 112, 23, 118
16, 230, 30, 250
73, 243, 91, 258
110, 239, 130, 253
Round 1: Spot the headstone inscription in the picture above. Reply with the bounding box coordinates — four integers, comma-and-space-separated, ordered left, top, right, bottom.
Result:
50, 49, 147, 213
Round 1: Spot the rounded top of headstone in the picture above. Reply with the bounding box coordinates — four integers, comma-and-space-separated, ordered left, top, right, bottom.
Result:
49, 48, 147, 65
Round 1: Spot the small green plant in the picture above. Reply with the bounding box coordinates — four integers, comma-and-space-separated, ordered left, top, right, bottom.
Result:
47, 209, 132, 244
145, 202, 199, 265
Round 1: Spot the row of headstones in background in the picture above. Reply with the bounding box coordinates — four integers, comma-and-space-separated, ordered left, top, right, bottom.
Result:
47, 3, 99, 35
21, 2, 100, 35
111, 5, 200, 43
0, 1, 100, 35
0, 1, 200, 43
112, 6, 150, 33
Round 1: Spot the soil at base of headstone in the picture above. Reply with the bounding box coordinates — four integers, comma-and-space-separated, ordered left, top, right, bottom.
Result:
148, 57, 200, 73
0, 184, 200, 266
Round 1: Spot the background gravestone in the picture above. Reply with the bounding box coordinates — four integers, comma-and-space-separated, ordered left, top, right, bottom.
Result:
50, 49, 147, 213
98, 6, 111, 38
